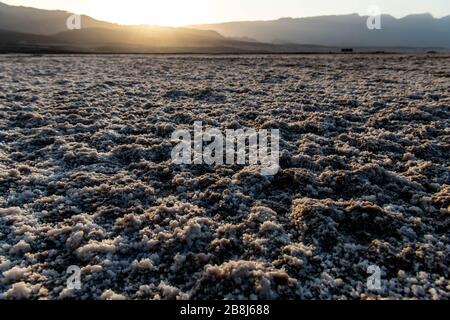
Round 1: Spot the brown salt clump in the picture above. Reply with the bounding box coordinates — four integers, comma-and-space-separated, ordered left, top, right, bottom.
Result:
4, 282, 32, 299
197, 260, 297, 299
8, 169, 20, 178
2, 266, 31, 283
76, 239, 117, 260
130, 258, 157, 271
247, 206, 277, 226
66, 230, 84, 249
10, 240, 31, 255
157, 282, 188, 300
0, 207, 24, 216
100, 289, 126, 300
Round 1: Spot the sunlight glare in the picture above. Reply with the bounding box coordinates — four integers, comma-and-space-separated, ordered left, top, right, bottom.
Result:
100, 0, 212, 26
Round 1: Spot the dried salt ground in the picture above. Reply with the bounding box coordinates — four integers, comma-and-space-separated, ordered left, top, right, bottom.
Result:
0, 54, 448, 300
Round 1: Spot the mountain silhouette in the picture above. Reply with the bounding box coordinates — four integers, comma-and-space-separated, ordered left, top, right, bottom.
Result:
0, 1, 448, 53
0, 1, 340, 53
192, 13, 450, 48
0, 1, 115, 34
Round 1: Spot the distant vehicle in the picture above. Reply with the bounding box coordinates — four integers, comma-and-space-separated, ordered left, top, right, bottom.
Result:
341, 48, 353, 53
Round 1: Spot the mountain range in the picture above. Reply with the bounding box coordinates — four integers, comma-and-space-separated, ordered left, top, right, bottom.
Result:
192, 13, 450, 48
0, 1, 448, 53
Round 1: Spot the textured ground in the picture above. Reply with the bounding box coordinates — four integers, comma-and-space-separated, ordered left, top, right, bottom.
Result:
0, 54, 449, 300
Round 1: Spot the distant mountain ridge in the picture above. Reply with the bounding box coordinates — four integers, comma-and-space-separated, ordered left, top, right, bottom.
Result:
0, 1, 339, 53
0, 1, 116, 34
0, 1, 448, 53
191, 13, 450, 48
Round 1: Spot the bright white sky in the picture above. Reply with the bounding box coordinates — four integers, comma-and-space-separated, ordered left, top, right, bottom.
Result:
3, 0, 450, 26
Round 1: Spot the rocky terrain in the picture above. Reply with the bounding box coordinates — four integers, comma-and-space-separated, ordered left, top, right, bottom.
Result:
0, 54, 448, 300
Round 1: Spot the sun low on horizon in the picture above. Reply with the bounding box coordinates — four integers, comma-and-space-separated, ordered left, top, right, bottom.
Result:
83, 0, 215, 26
5, 0, 215, 26
2, 0, 450, 26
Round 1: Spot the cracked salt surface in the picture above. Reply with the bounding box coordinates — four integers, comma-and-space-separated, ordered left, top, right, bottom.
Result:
0, 54, 448, 300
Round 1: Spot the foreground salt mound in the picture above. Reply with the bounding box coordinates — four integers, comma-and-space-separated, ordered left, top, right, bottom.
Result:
0, 54, 448, 300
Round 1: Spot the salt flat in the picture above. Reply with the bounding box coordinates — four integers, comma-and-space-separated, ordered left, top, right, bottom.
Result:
0, 54, 448, 299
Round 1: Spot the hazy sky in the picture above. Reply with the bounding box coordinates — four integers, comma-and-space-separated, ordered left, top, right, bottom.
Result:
3, 0, 450, 26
